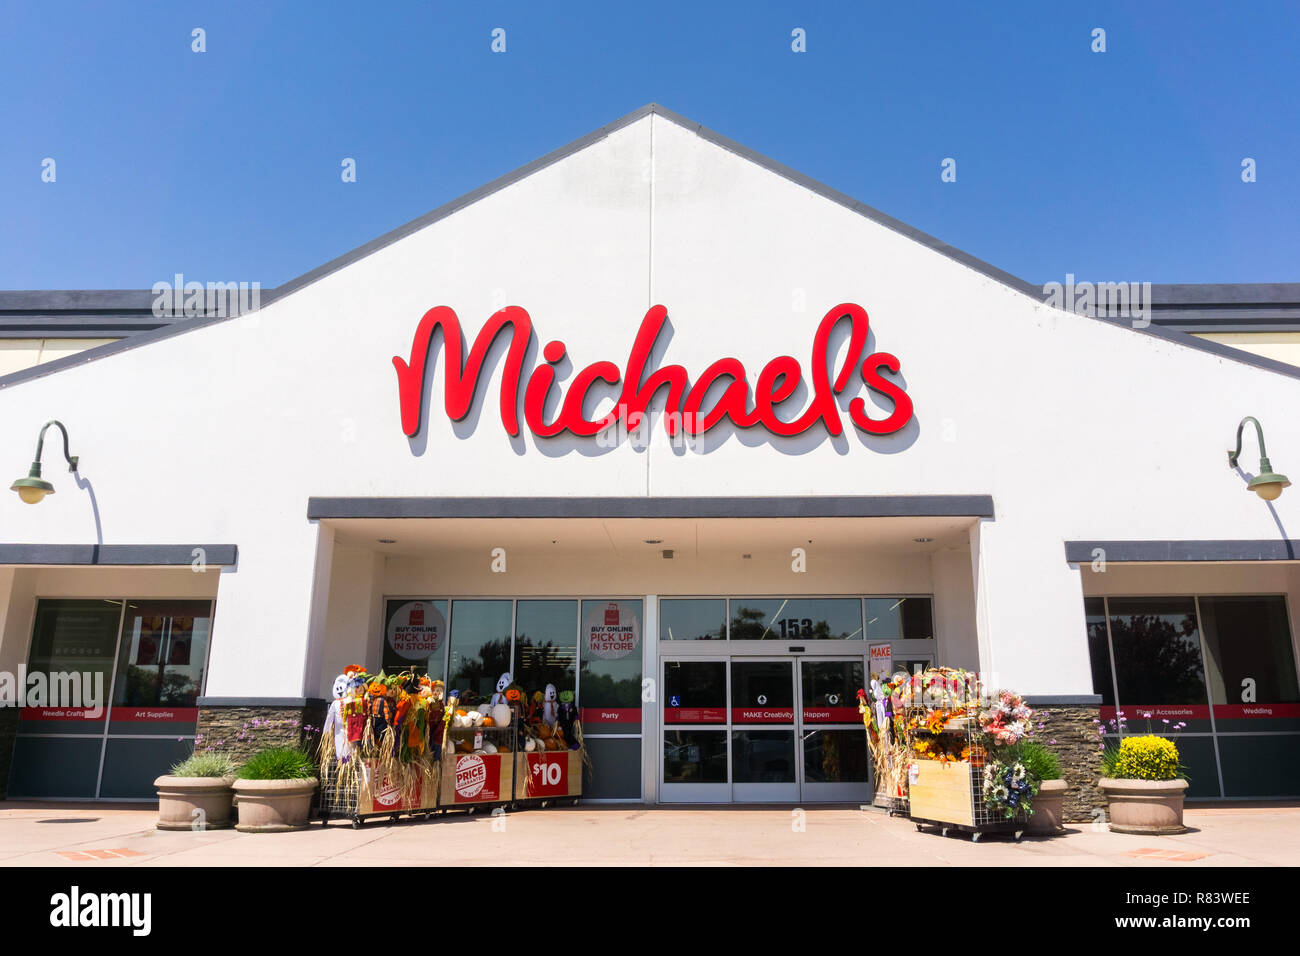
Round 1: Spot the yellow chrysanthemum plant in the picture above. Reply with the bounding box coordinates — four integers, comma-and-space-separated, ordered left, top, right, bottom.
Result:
1109, 734, 1182, 781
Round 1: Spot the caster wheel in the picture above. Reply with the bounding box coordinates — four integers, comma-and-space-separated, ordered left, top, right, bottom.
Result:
915, 823, 922, 831
391, 814, 400, 824
971, 832, 981, 843
1014, 830, 1024, 842
351, 820, 361, 830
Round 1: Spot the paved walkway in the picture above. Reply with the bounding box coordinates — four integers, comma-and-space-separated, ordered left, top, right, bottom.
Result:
1, 802, 1297, 866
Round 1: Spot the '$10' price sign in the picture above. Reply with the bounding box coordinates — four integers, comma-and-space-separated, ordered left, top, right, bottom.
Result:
530, 753, 569, 796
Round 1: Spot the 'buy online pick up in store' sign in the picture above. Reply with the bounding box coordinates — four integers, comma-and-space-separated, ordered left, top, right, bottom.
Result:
393, 303, 913, 442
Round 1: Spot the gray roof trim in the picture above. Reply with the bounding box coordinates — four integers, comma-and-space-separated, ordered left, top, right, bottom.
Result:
1065, 540, 1300, 563
0, 544, 237, 566
308, 495, 996, 520
1023, 695, 1103, 707
197, 697, 325, 708
2, 104, 1299, 391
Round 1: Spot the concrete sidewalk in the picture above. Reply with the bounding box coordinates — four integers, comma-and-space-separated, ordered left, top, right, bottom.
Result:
1, 802, 1297, 866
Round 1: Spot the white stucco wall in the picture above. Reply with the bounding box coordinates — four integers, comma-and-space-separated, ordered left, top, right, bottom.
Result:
2, 112, 1298, 699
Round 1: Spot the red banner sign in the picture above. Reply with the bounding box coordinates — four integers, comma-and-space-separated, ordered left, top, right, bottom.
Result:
1100, 705, 1211, 721
110, 707, 199, 723
394, 303, 912, 441
663, 707, 726, 724
731, 707, 795, 723
580, 707, 641, 726
20, 707, 105, 722
1212, 704, 1300, 719
801, 707, 862, 723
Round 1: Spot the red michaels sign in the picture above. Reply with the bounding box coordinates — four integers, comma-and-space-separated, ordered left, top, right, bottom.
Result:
393, 303, 912, 440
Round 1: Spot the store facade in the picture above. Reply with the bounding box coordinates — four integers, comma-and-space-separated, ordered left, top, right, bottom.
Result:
2, 105, 1299, 810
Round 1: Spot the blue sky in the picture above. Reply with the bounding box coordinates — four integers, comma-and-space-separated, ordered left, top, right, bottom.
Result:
2, 1, 1297, 290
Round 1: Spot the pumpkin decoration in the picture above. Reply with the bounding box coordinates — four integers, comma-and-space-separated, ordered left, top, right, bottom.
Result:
505, 688, 522, 703
455, 709, 468, 717
491, 703, 511, 727
483, 716, 496, 727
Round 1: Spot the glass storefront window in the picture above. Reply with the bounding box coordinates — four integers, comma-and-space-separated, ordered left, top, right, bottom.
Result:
24, 599, 122, 713
664, 730, 727, 783
731, 661, 793, 711
664, 660, 726, 723
659, 599, 725, 640
1084, 597, 1115, 706
112, 601, 212, 707
514, 599, 577, 698
803, 729, 870, 783
1081, 592, 1300, 798
1199, 596, 1299, 706
731, 730, 795, 782
447, 600, 512, 706
801, 659, 863, 710
1107, 597, 1207, 707
864, 597, 934, 641
382, 599, 448, 679
579, 599, 643, 732
728, 597, 863, 640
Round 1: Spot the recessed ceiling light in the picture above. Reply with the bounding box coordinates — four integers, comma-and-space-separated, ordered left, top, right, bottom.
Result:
644, 539, 663, 544
913, 537, 934, 543
378, 538, 397, 544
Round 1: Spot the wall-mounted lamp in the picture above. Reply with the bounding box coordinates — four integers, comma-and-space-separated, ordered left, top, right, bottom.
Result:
10, 420, 79, 505
1228, 416, 1290, 502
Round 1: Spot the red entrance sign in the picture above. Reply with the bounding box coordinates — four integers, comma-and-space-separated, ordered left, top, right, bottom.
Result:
731, 707, 795, 723
394, 303, 912, 440
663, 707, 726, 724
801, 707, 861, 723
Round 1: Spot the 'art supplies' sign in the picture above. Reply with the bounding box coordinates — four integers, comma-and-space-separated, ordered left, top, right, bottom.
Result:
584, 602, 640, 660
387, 601, 445, 660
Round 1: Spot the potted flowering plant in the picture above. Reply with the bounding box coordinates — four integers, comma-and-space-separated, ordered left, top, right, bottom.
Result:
232, 746, 318, 832
154, 750, 239, 831
1098, 730, 1187, 834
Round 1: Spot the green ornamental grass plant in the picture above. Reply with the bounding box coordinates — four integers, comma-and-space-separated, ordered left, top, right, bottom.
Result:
169, 751, 238, 778
235, 747, 317, 781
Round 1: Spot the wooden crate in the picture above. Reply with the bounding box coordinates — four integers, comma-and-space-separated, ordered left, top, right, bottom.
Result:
440, 750, 516, 806
355, 760, 439, 815
516, 749, 582, 799
907, 760, 974, 826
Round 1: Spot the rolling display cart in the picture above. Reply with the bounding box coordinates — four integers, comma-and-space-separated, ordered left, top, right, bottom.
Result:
439, 713, 521, 814
318, 757, 441, 828
905, 711, 1028, 842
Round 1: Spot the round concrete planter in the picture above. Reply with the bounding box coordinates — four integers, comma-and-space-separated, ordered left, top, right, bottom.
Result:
1099, 777, 1188, 834
1027, 778, 1068, 834
232, 778, 318, 832
155, 775, 236, 831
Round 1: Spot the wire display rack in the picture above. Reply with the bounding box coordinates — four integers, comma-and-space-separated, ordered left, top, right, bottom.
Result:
902, 702, 1030, 843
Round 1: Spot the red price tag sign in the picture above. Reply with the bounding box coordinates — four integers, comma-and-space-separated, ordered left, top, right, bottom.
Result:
528, 753, 570, 797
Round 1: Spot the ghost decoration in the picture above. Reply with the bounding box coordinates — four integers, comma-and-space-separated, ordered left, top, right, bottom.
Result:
489, 672, 513, 707
541, 683, 559, 728
321, 669, 358, 761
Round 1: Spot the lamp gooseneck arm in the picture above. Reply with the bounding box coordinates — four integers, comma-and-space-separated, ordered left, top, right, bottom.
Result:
1228, 416, 1270, 471
34, 420, 78, 472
